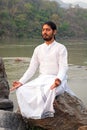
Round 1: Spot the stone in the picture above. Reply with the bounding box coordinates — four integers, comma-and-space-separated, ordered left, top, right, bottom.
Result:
0, 110, 26, 130
78, 126, 87, 130
0, 99, 13, 111
24, 92, 87, 130
0, 58, 13, 111
0, 128, 11, 130
0, 93, 87, 130
0, 58, 9, 98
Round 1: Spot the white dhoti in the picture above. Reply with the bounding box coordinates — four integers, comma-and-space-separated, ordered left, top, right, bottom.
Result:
16, 74, 74, 119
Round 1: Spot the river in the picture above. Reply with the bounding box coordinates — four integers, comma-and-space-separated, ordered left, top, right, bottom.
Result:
0, 38, 87, 110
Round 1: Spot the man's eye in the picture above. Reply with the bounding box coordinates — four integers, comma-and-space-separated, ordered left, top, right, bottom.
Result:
46, 29, 50, 31
42, 29, 50, 31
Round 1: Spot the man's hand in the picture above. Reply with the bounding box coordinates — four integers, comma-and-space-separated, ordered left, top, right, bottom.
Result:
50, 78, 61, 90
10, 81, 22, 92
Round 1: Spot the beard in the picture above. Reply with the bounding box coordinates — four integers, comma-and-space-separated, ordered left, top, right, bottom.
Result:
42, 34, 54, 41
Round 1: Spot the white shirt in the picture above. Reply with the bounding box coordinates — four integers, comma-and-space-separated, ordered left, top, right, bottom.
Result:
19, 40, 68, 84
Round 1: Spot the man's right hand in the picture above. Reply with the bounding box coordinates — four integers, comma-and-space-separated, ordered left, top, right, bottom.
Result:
10, 81, 22, 92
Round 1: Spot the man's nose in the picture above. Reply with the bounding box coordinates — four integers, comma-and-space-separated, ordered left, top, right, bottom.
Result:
43, 30, 47, 34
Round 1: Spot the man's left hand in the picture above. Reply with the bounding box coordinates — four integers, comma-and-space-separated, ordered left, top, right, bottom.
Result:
50, 78, 61, 90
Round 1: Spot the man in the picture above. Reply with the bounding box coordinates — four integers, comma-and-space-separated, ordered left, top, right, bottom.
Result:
10, 21, 74, 119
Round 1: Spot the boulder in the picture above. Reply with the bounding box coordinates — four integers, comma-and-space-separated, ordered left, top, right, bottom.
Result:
78, 126, 87, 130
0, 128, 11, 130
0, 93, 87, 130
0, 58, 13, 111
0, 99, 13, 111
24, 92, 87, 130
0, 110, 26, 130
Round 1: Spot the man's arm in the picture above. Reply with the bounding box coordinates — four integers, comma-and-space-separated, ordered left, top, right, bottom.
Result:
50, 45, 68, 90
19, 47, 39, 84
10, 47, 39, 91
57, 46, 68, 81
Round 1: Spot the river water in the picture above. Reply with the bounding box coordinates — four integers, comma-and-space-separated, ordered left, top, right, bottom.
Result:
0, 39, 87, 109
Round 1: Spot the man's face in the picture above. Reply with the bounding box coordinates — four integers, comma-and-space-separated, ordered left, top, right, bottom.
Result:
42, 24, 56, 41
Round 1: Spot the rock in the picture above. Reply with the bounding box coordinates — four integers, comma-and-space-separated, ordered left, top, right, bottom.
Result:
24, 92, 87, 130
0, 128, 11, 130
0, 93, 87, 130
0, 99, 13, 111
78, 126, 87, 130
0, 110, 26, 130
0, 58, 13, 111
0, 58, 9, 98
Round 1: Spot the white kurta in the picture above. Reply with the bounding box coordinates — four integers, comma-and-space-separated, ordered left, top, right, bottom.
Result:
16, 41, 75, 119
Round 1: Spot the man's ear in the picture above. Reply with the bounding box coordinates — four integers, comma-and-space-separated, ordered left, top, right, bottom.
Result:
54, 30, 57, 35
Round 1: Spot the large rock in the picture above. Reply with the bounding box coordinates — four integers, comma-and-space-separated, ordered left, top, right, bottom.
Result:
0, 58, 13, 111
78, 126, 87, 130
0, 110, 26, 130
24, 92, 87, 130
0, 99, 13, 111
0, 93, 87, 130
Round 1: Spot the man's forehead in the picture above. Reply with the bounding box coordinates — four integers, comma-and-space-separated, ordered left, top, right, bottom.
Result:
42, 24, 51, 29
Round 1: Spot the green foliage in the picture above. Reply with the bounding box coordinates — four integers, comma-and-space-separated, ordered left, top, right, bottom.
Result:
58, 22, 69, 35
0, 0, 87, 39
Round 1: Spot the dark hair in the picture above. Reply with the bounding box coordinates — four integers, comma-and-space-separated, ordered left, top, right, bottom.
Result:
42, 21, 57, 31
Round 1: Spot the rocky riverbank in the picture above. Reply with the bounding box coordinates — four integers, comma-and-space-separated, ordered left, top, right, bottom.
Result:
0, 57, 87, 130
0, 92, 87, 130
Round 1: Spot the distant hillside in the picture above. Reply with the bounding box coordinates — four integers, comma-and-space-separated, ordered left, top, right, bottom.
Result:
0, 0, 87, 40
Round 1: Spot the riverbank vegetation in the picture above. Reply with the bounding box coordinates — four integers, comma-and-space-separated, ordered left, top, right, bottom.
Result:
0, 0, 87, 40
